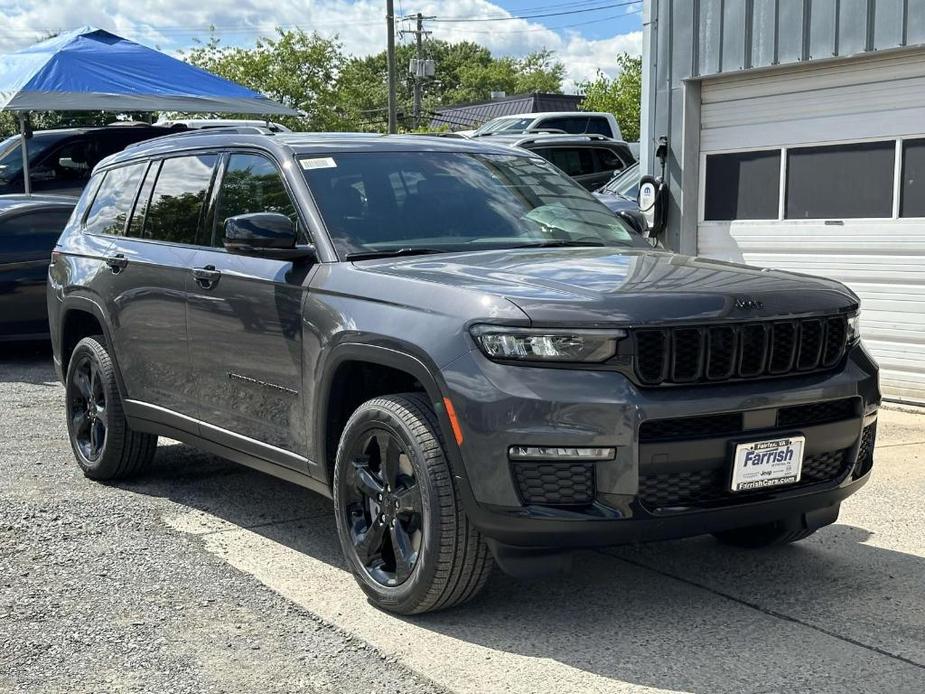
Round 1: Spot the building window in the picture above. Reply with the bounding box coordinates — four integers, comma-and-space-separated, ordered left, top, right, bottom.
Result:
901, 139, 925, 218
786, 141, 894, 219
704, 150, 781, 221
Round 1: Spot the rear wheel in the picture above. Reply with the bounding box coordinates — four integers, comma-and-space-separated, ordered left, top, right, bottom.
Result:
712, 518, 817, 548
333, 393, 492, 614
65, 336, 157, 480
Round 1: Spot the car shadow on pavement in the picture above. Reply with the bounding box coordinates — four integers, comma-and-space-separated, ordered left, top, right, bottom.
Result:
0, 342, 58, 386
124, 441, 925, 694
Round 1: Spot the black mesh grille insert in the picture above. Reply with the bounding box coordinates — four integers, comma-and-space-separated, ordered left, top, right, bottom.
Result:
671, 328, 703, 382
797, 319, 824, 370
853, 422, 877, 479
632, 315, 849, 386
768, 322, 797, 374
638, 449, 850, 508
512, 462, 595, 506
777, 398, 858, 428
635, 330, 667, 384
706, 326, 736, 380
639, 412, 743, 442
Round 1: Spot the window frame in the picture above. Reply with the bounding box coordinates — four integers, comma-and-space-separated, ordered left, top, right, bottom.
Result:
699, 133, 925, 225
132, 150, 221, 248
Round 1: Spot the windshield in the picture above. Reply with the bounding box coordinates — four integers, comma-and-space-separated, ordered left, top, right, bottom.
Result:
300, 151, 640, 259
599, 162, 640, 198
473, 117, 534, 136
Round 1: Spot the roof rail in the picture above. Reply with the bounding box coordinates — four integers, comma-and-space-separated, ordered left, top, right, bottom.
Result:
513, 133, 616, 147
124, 125, 275, 150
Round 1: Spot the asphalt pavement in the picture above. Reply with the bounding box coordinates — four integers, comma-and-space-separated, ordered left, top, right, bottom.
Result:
2, 344, 924, 693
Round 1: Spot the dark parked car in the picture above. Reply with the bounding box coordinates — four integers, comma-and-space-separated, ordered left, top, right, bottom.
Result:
493, 133, 635, 191
0, 195, 76, 341
594, 160, 641, 213
49, 132, 879, 615
0, 125, 173, 197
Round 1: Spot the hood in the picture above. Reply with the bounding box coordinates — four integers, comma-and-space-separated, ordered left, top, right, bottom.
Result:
593, 191, 638, 214
357, 247, 858, 326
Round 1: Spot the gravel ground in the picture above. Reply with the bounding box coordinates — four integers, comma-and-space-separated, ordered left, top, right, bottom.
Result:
0, 344, 445, 694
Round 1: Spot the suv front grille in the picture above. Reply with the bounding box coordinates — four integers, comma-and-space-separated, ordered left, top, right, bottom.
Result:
512, 462, 595, 507
639, 398, 858, 443
639, 448, 850, 509
632, 316, 849, 386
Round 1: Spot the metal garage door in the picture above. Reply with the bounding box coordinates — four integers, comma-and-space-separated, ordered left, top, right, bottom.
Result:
697, 50, 925, 405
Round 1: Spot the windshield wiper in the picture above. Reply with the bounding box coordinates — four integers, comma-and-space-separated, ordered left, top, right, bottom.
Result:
511, 240, 606, 249
345, 247, 448, 261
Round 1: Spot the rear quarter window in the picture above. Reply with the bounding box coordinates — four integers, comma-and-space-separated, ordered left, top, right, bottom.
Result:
83, 162, 147, 236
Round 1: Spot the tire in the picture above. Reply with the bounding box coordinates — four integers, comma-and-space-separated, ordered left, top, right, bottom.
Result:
64, 335, 157, 480
333, 393, 493, 614
712, 518, 817, 548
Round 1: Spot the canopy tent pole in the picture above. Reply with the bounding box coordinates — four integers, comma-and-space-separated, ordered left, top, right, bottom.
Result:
19, 113, 31, 196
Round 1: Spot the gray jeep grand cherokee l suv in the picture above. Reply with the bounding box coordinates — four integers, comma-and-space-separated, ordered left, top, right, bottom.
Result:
48, 131, 879, 614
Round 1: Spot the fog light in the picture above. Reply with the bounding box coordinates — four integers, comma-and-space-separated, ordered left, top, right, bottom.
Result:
508, 446, 615, 461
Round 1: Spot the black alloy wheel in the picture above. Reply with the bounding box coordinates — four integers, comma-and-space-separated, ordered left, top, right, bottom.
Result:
64, 335, 157, 480
69, 353, 108, 462
343, 428, 424, 587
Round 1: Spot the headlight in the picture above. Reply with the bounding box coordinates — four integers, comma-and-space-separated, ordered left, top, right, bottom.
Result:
470, 326, 624, 363
847, 311, 861, 343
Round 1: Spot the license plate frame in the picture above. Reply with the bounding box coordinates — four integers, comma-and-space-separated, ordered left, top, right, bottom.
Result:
730, 435, 805, 493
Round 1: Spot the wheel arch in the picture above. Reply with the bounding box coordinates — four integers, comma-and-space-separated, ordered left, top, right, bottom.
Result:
58, 294, 127, 396
316, 343, 458, 490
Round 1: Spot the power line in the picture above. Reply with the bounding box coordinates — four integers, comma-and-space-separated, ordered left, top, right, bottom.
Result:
431, 1, 640, 23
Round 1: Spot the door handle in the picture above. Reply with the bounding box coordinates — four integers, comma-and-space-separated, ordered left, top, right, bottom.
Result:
105, 253, 128, 273
192, 265, 221, 289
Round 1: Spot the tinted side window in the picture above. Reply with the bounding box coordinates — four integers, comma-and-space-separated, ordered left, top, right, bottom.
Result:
540, 147, 595, 177
0, 209, 73, 257
786, 142, 894, 219
901, 138, 925, 217
542, 116, 589, 134
84, 163, 147, 235
594, 148, 627, 173
142, 155, 217, 245
704, 150, 781, 221
214, 154, 300, 246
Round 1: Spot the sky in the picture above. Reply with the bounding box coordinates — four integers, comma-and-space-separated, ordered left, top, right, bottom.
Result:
0, 0, 643, 89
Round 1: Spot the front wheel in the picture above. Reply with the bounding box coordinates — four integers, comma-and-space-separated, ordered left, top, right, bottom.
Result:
333, 393, 492, 614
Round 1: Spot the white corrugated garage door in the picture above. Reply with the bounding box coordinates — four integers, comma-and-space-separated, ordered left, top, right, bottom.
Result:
697, 51, 925, 405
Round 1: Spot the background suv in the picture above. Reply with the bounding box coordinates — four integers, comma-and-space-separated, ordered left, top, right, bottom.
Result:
0, 125, 172, 196
49, 131, 879, 615
471, 111, 621, 140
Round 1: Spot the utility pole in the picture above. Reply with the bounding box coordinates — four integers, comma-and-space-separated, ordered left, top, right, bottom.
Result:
400, 13, 434, 128
386, 0, 398, 134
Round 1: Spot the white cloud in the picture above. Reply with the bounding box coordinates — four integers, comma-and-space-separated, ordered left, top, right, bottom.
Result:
1, 0, 641, 89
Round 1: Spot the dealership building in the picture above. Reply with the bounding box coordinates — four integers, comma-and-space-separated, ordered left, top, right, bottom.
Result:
641, 0, 925, 404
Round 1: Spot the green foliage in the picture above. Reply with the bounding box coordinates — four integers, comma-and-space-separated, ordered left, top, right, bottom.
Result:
183, 29, 349, 131
576, 53, 642, 141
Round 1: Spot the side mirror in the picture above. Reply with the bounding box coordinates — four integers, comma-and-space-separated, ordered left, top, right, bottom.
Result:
615, 209, 648, 237
223, 213, 315, 261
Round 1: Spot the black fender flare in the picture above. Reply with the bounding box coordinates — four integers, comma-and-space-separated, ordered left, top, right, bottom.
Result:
314, 342, 474, 501
58, 293, 128, 397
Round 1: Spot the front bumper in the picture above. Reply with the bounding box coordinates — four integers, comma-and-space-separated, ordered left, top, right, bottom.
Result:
439, 341, 879, 549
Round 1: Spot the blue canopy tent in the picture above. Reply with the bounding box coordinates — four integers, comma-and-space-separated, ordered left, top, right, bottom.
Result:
0, 26, 298, 193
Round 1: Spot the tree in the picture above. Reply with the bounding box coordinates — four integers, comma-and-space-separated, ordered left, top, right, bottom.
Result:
183, 29, 350, 131
576, 53, 642, 141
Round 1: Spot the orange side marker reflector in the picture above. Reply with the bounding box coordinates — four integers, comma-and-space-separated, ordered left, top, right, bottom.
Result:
443, 397, 464, 446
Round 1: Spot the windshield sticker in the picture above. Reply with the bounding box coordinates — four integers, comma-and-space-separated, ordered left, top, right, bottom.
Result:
300, 157, 337, 170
